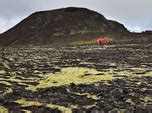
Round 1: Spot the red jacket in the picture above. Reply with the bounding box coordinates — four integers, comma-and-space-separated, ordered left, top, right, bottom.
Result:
101, 38, 107, 45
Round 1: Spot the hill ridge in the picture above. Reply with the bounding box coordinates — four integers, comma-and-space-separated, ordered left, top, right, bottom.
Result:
0, 7, 128, 47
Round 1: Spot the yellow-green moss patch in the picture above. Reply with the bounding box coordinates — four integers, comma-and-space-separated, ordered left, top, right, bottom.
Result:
0, 77, 40, 84
27, 67, 113, 91
0, 106, 8, 113
15, 98, 43, 107
0, 81, 12, 86
67, 88, 99, 100
3, 88, 13, 95
16, 98, 72, 113
126, 99, 135, 105
140, 96, 152, 104
0, 70, 6, 75
47, 104, 72, 113
114, 68, 152, 77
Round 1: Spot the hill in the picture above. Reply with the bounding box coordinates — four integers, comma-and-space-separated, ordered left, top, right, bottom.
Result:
0, 7, 129, 47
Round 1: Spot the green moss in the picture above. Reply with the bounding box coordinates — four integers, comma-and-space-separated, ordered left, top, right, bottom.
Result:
16, 98, 72, 113
0, 77, 40, 83
130, 67, 147, 71
25, 67, 152, 92
0, 81, 12, 86
83, 104, 96, 109
141, 96, 152, 104
114, 68, 152, 77
115, 109, 126, 113
126, 99, 135, 105
16, 98, 43, 107
67, 88, 99, 100
3, 88, 13, 95
134, 72, 152, 77
21, 109, 32, 113
8, 72, 17, 76
0, 106, 8, 113
3, 63, 10, 70
53, 33, 64, 36
70, 30, 91, 35
88, 95, 100, 100
27, 67, 114, 91
69, 105, 78, 109
47, 104, 72, 113
0, 76, 40, 90
0, 70, 6, 75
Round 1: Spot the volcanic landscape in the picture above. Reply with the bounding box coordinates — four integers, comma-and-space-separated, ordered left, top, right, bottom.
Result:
0, 7, 152, 113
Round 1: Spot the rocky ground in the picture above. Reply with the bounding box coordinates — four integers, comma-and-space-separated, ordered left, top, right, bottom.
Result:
0, 43, 152, 113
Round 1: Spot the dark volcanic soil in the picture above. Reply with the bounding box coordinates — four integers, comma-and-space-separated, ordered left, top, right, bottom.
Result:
0, 43, 152, 112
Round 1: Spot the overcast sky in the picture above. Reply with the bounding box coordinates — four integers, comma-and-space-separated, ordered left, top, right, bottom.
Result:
0, 0, 152, 33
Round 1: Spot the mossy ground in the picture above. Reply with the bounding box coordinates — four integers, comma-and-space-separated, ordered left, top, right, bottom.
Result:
0, 106, 8, 113
26, 67, 114, 91
0, 44, 152, 112
16, 98, 72, 113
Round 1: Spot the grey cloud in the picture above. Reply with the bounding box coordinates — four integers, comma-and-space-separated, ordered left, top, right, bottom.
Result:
0, 0, 31, 19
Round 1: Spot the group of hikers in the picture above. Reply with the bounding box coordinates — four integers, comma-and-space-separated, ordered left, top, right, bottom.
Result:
95, 37, 112, 46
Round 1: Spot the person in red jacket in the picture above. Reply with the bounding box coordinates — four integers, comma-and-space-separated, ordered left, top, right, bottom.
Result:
95, 39, 100, 45
101, 38, 107, 45
96, 37, 111, 46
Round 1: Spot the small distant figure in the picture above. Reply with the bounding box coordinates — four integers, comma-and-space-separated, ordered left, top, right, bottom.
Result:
95, 39, 100, 45
101, 38, 107, 45
95, 37, 112, 47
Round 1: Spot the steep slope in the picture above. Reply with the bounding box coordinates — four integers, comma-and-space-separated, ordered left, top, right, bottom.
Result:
0, 7, 128, 47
